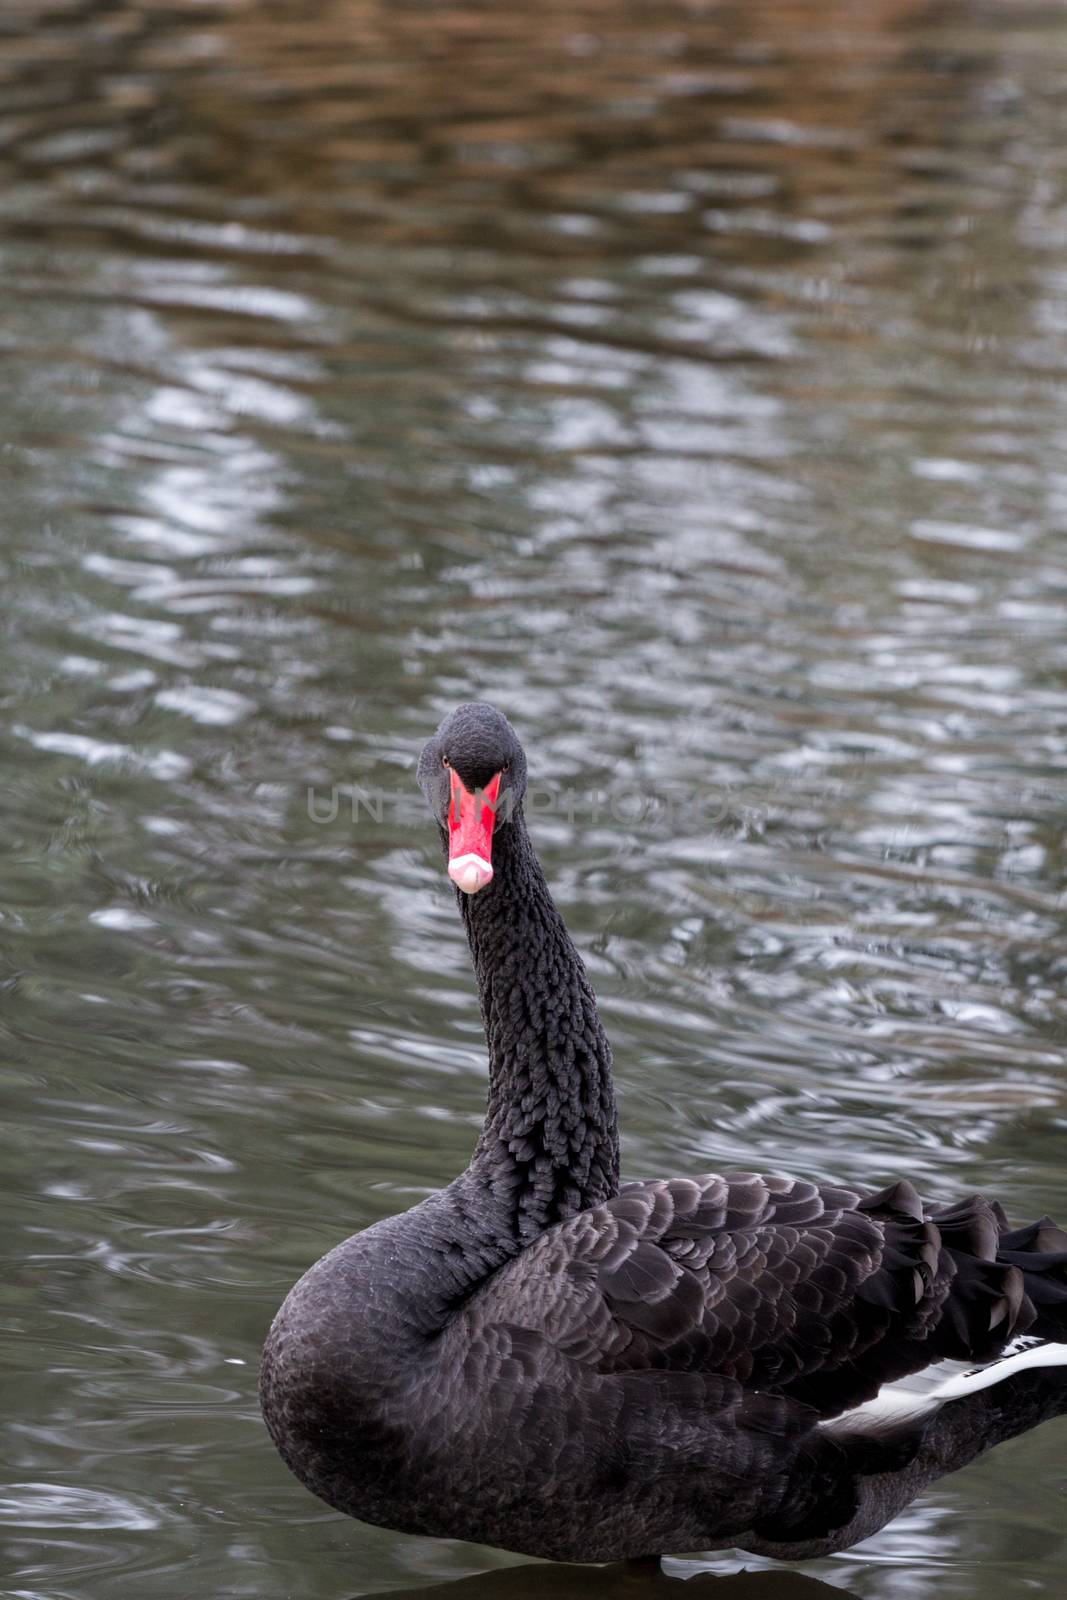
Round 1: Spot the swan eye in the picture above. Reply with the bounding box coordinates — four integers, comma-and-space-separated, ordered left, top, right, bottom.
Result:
501, 761, 510, 773
442, 755, 450, 768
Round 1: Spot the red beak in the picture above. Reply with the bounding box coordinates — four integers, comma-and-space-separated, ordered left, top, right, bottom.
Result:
447, 769, 501, 894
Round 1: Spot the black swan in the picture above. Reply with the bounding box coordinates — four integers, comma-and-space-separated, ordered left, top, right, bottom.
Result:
261, 702, 1067, 1562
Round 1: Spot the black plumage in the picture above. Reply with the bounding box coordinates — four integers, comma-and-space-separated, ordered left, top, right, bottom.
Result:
260, 703, 1067, 1561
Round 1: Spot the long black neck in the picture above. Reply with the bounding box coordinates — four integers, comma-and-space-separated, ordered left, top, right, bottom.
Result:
455, 810, 619, 1247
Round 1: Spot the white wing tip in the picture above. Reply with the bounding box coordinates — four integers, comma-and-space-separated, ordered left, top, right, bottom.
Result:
821, 1339, 1067, 1438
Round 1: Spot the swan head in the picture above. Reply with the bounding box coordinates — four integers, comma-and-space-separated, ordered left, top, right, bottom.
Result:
417, 703, 527, 895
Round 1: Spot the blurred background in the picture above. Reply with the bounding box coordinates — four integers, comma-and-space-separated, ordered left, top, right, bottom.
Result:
2, 0, 1066, 1595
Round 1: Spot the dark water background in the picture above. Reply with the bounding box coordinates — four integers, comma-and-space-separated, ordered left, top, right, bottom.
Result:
2, 0, 1067, 1595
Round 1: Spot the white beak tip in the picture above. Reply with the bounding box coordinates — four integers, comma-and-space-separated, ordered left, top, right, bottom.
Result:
447, 854, 494, 895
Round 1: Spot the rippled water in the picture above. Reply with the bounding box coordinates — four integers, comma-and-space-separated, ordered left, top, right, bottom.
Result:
3, 1, 1067, 1595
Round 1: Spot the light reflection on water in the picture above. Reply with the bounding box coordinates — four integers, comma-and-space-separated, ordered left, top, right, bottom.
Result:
2, 0, 1066, 1596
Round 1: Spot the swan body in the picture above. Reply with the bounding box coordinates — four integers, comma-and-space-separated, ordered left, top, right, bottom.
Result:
261, 703, 1067, 1561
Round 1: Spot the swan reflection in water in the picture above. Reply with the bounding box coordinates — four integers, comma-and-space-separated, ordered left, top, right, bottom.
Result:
348, 1559, 860, 1600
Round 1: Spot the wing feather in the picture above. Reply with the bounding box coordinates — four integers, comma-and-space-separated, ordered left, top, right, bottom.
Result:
460, 1169, 1045, 1420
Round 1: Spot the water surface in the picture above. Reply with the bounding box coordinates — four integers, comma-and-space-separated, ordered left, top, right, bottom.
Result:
2, 1, 1067, 1596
